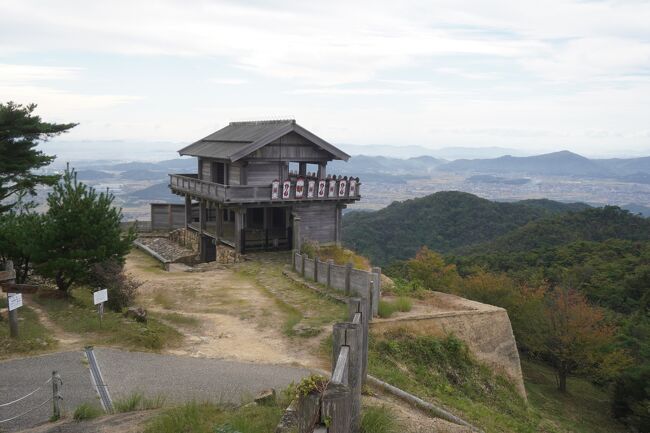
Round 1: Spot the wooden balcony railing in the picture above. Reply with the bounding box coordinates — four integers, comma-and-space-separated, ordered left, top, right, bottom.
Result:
169, 173, 361, 203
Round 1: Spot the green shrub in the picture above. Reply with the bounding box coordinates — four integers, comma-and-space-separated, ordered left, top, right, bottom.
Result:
393, 297, 412, 312
378, 300, 397, 318
73, 403, 102, 421
360, 406, 398, 433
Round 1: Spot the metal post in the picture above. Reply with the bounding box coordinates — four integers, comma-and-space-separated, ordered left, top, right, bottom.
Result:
97, 302, 104, 329
52, 371, 62, 420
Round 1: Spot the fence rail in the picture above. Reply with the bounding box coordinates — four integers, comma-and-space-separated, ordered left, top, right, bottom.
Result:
292, 251, 381, 317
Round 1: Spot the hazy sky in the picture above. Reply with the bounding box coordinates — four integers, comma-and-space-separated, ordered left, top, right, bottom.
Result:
1, 0, 649, 157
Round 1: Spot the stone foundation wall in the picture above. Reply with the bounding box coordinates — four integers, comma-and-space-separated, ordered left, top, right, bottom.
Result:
169, 228, 199, 252
216, 245, 243, 264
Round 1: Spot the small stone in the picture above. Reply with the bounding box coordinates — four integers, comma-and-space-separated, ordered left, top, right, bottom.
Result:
124, 307, 147, 323
254, 388, 276, 406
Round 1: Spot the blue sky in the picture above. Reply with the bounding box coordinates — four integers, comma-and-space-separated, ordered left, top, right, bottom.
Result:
1, 0, 649, 158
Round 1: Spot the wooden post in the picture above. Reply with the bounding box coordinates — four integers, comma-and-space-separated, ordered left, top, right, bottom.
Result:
348, 297, 370, 384
332, 322, 363, 431
321, 382, 351, 433
52, 371, 62, 420
293, 216, 302, 253
372, 267, 382, 317
327, 259, 333, 289
301, 254, 306, 278
314, 257, 319, 282
344, 262, 352, 296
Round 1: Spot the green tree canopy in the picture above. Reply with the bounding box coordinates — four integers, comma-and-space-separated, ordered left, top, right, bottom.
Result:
0, 101, 77, 212
35, 167, 134, 293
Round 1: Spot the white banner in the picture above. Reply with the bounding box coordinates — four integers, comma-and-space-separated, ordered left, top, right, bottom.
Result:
349, 179, 357, 196
307, 180, 315, 198
271, 180, 280, 199
318, 180, 326, 198
282, 180, 291, 199
295, 177, 305, 199
328, 180, 336, 197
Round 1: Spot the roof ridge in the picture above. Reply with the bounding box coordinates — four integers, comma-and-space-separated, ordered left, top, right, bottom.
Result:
229, 119, 295, 126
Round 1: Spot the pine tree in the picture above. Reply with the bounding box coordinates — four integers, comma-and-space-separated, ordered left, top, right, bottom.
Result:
0, 102, 76, 213
35, 167, 135, 293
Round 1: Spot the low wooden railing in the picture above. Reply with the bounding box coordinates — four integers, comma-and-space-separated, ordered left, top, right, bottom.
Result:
169, 174, 361, 203
276, 297, 370, 433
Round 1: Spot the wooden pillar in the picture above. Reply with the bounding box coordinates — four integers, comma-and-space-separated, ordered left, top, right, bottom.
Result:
234, 208, 246, 254
184, 195, 192, 228
335, 205, 343, 245
318, 162, 327, 180
293, 215, 302, 252
199, 200, 206, 234
299, 162, 307, 176
215, 204, 222, 242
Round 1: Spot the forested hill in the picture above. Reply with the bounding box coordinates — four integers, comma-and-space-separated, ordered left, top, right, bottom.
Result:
461, 206, 650, 257
341, 191, 589, 265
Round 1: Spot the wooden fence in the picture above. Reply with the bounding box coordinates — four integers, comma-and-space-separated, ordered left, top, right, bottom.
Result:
292, 251, 380, 317
276, 297, 370, 433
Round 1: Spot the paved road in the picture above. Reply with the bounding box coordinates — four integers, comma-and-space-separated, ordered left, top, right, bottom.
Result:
0, 349, 310, 432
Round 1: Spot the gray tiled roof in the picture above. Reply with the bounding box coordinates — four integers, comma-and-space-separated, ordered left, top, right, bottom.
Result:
178, 120, 349, 162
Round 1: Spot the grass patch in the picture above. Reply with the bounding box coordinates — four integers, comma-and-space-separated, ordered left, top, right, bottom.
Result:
114, 391, 165, 413
360, 406, 398, 433
301, 241, 370, 270
522, 359, 628, 433
73, 403, 103, 421
143, 401, 284, 433
0, 305, 57, 357
393, 297, 412, 312
34, 288, 183, 351
378, 300, 397, 318
158, 312, 201, 328
378, 297, 413, 318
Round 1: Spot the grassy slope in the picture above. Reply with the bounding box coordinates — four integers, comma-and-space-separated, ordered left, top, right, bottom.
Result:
368, 330, 627, 433
34, 287, 182, 350
0, 303, 57, 357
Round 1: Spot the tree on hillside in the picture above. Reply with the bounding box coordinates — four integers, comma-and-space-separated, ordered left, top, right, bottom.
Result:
35, 167, 135, 294
0, 210, 44, 283
0, 102, 77, 213
535, 288, 625, 393
407, 247, 459, 292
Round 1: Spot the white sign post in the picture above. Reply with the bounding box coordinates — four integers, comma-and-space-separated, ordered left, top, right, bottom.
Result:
93, 289, 108, 328
8, 293, 23, 311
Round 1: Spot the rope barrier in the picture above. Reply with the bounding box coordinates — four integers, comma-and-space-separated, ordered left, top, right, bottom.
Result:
0, 377, 52, 408
0, 397, 53, 424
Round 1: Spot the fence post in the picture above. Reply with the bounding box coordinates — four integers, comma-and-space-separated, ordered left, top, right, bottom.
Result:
292, 250, 297, 270
301, 254, 306, 278
344, 262, 352, 296
332, 322, 363, 432
52, 371, 62, 420
321, 382, 351, 433
327, 259, 333, 289
348, 297, 370, 385
371, 267, 381, 317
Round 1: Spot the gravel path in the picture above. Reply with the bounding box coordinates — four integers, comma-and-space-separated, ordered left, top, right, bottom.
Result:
0, 349, 309, 432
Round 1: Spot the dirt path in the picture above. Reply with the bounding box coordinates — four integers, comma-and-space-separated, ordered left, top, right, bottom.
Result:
27, 301, 83, 351
125, 250, 332, 368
